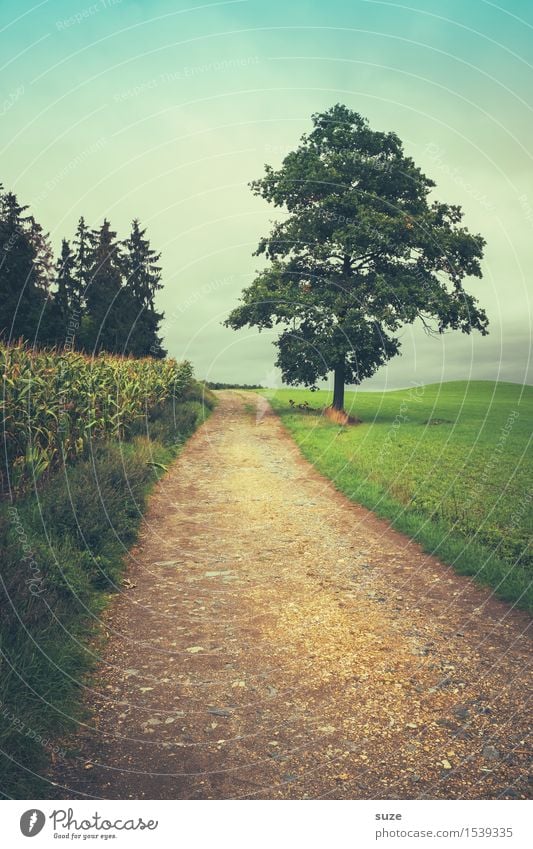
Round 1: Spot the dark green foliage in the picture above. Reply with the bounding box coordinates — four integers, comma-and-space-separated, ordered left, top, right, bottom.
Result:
226, 105, 488, 409
54, 240, 76, 325
72, 216, 166, 356
80, 219, 128, 353
204, 381, 264, 389
70, 216, 92, 319
43, 239, 77, 347
0, 184, 166, 356
0, 186, 53, 343
0, 383, 215, 798
122, 218, 166, 358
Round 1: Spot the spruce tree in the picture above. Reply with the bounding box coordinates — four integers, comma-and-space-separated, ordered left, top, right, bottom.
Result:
55, 240, 75, 319
0, 186, 49, 342
46, 238, 79, 348
72, 216, 93, 315
81, 219, 126, 353
122, 219, 166, 357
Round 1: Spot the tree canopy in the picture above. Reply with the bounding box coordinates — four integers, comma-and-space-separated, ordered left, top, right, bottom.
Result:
0, 187, 53, 342
225, 104, 488, 410
0, 184, 166, 358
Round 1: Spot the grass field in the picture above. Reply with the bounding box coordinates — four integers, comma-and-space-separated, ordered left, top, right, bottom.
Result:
264, 381, 532, 610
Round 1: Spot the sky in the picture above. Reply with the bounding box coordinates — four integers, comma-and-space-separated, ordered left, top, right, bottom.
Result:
1, 0, 532, 389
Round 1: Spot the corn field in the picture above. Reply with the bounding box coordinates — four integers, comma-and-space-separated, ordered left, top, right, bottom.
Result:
1, 343, 193, 496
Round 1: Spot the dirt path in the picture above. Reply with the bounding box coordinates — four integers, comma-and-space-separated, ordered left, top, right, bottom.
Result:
49, 391, 532, 800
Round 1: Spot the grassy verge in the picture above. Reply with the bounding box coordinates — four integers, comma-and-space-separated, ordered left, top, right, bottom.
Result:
264, 381, 532, 611
0, 381, 215, 799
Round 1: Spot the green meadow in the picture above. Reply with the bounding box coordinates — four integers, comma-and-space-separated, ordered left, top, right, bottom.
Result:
264, 381, 532, 610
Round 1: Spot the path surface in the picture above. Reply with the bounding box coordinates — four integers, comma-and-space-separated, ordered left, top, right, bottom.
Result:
49, 392, 532, 799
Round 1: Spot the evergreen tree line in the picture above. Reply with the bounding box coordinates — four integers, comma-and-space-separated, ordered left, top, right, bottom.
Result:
0, 183, 166, 357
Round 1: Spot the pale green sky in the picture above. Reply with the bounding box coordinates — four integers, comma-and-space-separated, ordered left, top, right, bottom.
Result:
1, 0, 532, 388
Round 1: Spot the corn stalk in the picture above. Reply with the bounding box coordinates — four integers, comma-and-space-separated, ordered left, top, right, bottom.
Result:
1, 343, 193, 497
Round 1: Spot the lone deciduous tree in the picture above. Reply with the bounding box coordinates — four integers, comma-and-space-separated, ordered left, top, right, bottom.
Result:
225, 105, 488, 412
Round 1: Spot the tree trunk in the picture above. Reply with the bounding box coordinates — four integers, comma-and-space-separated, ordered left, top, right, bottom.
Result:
332, 359, 345, 411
